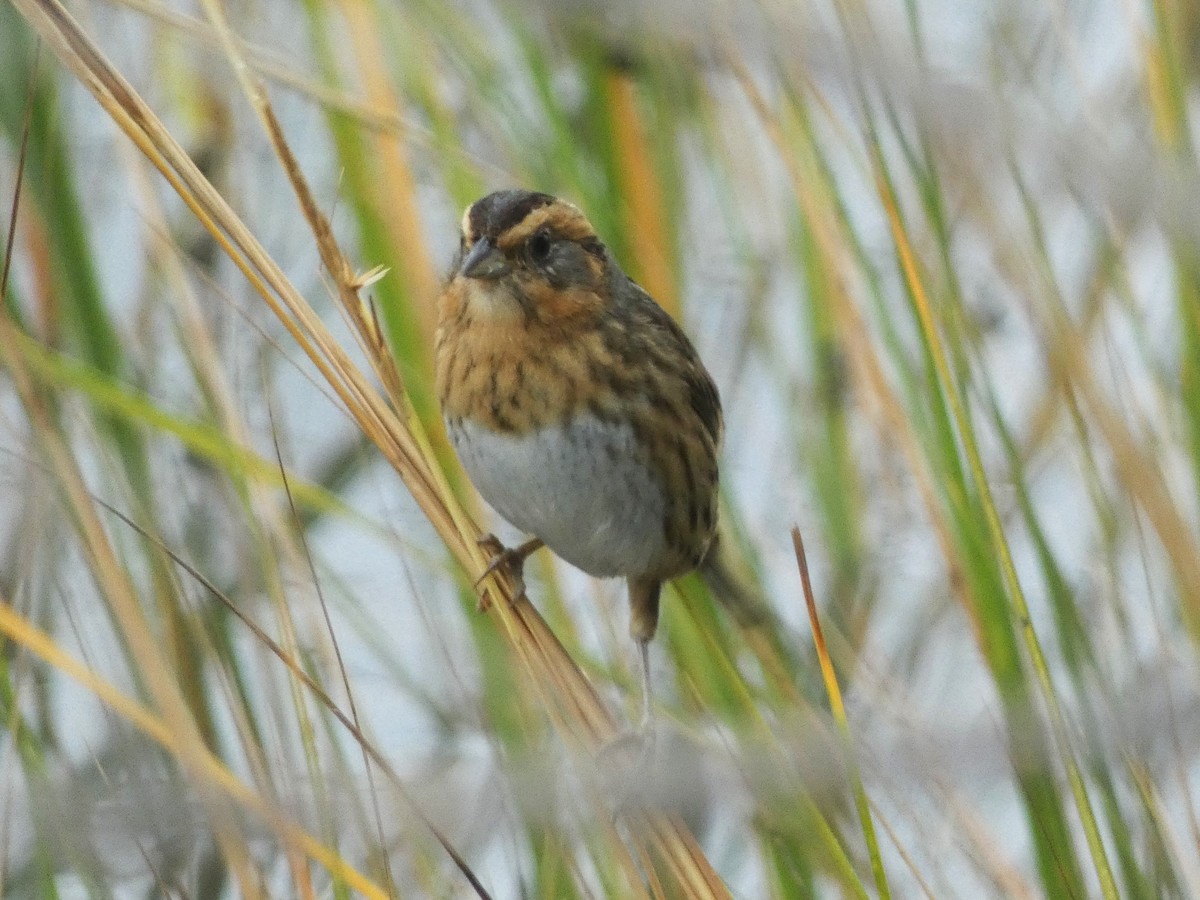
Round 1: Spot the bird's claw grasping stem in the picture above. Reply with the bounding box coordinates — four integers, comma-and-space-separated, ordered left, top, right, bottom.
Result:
474, 535, 543, 611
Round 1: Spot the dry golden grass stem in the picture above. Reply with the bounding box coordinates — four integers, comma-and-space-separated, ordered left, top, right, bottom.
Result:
0, 346, 262, 897
104, 0, 401, 128
728, 57, 967, 598
0, 277, 263, 896
340, 0, 441, 344
605, 67, 678, 316
13, 0, 730, 893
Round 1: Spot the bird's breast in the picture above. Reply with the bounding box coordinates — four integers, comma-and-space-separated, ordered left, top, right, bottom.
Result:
446, 414, 672, 579
437, 314, 619, 431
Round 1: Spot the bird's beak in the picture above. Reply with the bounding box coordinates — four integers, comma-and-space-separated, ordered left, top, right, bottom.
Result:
459, 237, 510, 280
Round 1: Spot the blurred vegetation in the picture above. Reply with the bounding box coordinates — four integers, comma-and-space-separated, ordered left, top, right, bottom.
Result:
2, 0, 1200, 897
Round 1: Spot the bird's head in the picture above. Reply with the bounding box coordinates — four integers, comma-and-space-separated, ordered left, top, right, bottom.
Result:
445, 190, 612, 325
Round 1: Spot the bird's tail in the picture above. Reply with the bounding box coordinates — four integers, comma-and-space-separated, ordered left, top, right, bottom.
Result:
698, 536, 774, 630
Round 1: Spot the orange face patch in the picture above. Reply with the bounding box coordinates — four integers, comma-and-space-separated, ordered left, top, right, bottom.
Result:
496, 202, 597, 252
517, 276, 605, 325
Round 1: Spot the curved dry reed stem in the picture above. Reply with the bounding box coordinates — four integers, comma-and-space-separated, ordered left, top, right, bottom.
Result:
12, 0, 731, 894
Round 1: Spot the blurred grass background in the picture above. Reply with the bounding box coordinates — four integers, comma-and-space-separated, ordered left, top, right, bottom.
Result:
2, 0, 1200, 896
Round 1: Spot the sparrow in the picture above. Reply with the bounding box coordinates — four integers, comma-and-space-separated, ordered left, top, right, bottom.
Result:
435, 189, 722, 726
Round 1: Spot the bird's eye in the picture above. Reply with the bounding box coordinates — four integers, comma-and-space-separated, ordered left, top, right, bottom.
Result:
528, 230, 552, 263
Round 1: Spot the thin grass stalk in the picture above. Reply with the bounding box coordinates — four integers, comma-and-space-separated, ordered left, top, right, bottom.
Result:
95, 495, 499, 896
868, 798, 934, 900
109, 0, 438, 138
874, 159, 1119, 898
1, 336, 254, 896
0, 265, 265, 893
340, 0, 440, 339
737, 34, 1095, 897
301, 0, 441, 427
604, 66, 679, 316
7, 331, 345, 513
13, 0, 730, 891
830, 31, 1084, 895
1146, 0, 1195, 156
194, 9, 398, 885
792, 528, 891, 900
0, 597, 388, 898
8, 3, 227, 768
201, 1, 727, 891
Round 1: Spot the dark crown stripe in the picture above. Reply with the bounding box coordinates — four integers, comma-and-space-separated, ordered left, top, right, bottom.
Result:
469, 190, 557, 240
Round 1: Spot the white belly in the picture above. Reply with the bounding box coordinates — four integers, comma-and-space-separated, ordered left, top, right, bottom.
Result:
447, 415, 668, 578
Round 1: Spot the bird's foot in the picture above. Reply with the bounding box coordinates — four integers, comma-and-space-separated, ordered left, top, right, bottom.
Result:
474, 535, 543, 611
